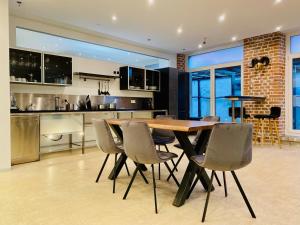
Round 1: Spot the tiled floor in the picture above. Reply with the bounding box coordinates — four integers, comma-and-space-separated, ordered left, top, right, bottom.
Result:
0, 143, 299, 225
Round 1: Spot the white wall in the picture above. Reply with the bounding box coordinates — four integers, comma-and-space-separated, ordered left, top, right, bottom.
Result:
0, 0, 11, 170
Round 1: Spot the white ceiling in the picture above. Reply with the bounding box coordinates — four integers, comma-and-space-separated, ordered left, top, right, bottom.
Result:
9, 0, 300, 54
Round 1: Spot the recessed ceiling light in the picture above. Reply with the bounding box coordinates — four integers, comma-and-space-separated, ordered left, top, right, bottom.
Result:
112, 15, 117, 22
274, 0, 282, 4
177, 27, 183, 34
218, 14, 226, 22
147, 38, 152, 42
198, 44, 203, 49
231, 36, 237, 41
275, 26, 282, 31
148, 0, 155, 6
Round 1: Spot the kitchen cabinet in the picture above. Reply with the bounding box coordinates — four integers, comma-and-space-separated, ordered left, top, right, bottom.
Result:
120, 66, 160, 92
9, 48, 42, 84
44, 54, 72, 85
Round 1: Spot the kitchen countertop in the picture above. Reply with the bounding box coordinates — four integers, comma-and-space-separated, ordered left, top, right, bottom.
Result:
11, 109, 168, 116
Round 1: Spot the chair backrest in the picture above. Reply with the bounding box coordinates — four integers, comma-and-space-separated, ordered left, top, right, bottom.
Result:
270, 107, 281, 118
92, 119, 120, 154
192, 116, 220, 145
202, 123, 252, 171
121, 121, 160, 164
152, 115, 176, 138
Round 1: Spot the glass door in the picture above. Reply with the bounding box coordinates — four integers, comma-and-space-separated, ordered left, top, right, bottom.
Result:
292, 58, 300, 129
190, 70, 210, 119
215, 66, 241, 122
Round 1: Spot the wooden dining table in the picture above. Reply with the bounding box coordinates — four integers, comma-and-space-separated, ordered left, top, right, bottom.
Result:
106, 118, 217, 207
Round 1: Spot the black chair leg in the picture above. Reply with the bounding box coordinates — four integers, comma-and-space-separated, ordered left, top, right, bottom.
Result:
164, 162, 180, 187
123, 166, 139, 200
113, 154, 117, 193
164, 144, 178, 172
151, 164, 158, 214
223, 171, 227, 197
138, 168, 149, 184
202, 171, 215, 223
158, 163, 161, 180
124, 162, 130, 176
96, 154, 110, 183
166, 151, 184, 181
214, 172, 222, 187
231, 171, 256, 218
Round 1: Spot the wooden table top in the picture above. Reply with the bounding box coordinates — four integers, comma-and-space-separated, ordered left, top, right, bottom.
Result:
106, 118, 217, 132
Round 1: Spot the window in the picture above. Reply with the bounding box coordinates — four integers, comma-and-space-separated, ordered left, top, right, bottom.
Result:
290, 35, 300, 131
291, 35, 300, 54
188, 47, 243, 120
190, 70, 210, 119
15, 27, 169, 69
215, 66, 241, 121
188, 46, 243, 70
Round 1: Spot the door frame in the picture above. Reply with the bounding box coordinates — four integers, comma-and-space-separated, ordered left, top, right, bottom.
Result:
189, 61, 243, 118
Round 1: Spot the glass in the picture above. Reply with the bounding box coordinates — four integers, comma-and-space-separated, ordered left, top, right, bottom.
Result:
188, 46, 243, 69
9, 48, 42, 83
44, 54, 72, 85
128, 67, 145, 89
215, 66, 241, 122
146, 70, 160, 91
16, 27, 169, 69
291, 35, 300, 54
190, 70, 210, 119
292, 58, 300, 129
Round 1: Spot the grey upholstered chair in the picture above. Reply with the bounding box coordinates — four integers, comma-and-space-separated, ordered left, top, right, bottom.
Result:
169, 116, 220, 183
121, 121, 180, 214
93, 119, 131, 193
191, 123, 256, 222
152, 115, 177, 179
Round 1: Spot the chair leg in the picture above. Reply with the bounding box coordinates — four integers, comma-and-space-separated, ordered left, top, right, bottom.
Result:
261, 119, 265, 144
166, 151, 184, 181
124, 161, 130, 176
164, 162, 180, 187
138, 168, 149, 184
202, 171, 215, 223
113, 154, 117, 193
274, 119, 281, 145
164, 144, 178, 172
223, 171, 227, 197
123, 166, 139, 200
214, 172, 222, 187
151, 164, 158, 214
95, 154, 110, 183
187, 177, 199, 199
231, 171, 256, 218
158, 163, 161, 180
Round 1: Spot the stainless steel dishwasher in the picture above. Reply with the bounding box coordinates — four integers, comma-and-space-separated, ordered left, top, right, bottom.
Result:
11, 115, 40, 165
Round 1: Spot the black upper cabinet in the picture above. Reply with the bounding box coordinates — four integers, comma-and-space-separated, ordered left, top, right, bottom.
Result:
146, 70, 160, 91
44, 54, 72, 85
9, 48, 42, 83
120, 66, 160, 91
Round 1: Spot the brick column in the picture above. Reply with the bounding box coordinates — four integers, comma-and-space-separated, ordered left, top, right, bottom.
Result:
177, 54, 186, 72
243, 32, 286, 142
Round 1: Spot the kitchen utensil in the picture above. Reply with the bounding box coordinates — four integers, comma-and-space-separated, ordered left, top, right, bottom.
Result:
65, 99, 70, 111
101, 81, 105, 95
109, 103, 116, 110
107, 81, 110, 95
86, 95, 92, 110
98, 81, 101, 95
98, 104, 107, 110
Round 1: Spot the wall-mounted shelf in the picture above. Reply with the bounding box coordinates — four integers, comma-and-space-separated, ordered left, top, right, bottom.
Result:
74, 72, 119, 81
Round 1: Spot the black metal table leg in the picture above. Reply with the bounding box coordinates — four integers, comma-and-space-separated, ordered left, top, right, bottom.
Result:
172, 130, 214, 207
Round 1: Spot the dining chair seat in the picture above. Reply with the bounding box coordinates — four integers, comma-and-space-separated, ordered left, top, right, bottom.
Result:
157, 151, 177, 161
153, 136, 176, 145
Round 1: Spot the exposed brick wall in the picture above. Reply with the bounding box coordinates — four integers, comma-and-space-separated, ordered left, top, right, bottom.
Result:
243, 32, 286, 142
177, 54, 186, 72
